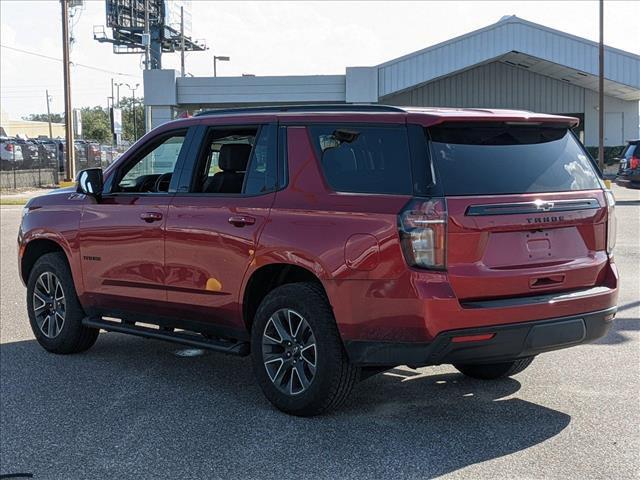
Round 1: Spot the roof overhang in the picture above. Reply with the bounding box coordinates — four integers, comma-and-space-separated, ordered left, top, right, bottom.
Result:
376, 16, 640, 101
499, 51, 638, 101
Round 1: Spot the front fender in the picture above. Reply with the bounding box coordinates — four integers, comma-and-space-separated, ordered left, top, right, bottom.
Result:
19, 197, 84, 295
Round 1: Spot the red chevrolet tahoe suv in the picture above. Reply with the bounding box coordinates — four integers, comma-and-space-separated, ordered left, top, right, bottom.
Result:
18, 105, 618, 416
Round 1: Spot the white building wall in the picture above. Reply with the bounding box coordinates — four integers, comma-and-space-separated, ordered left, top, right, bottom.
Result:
583, 90, 640, 146
149, 106, 175, 129
176, 75, 346, 105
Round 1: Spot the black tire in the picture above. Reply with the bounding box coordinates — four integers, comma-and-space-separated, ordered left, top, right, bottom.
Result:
453, 357, 535, 380
251, 282, 359, 416
26, 252, 99, 354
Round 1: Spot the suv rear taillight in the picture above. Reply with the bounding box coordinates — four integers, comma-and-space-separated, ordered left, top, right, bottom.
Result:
398, 198, 447, 270
6, 143, 13, 152
630, 156, 639, 170
605, 190, 616, 255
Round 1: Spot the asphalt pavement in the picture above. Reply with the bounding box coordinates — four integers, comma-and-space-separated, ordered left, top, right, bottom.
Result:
1, 185, 638, 479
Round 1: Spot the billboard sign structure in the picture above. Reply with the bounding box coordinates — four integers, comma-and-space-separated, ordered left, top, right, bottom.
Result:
164, 1, 192, 38
96, 0, 206, 66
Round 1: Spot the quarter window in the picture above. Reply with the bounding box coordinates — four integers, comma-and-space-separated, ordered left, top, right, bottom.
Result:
309, 125, 413, 195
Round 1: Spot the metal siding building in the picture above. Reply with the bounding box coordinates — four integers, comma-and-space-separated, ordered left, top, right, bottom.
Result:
382, 61, 586, 113
144, 15, 640, 146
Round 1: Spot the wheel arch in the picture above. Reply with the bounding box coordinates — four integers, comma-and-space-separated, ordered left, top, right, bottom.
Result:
242, 262, 329, 332
21, 237, 72, 285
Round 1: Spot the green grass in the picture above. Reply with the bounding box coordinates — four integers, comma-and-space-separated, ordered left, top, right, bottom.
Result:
0, 197, 28, 206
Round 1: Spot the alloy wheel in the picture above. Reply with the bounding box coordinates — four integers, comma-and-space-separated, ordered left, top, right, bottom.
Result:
32, 271, 66, 339
262, 308, 317, 395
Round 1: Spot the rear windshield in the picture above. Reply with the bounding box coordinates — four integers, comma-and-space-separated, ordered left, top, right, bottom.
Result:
428, 125, 601, 196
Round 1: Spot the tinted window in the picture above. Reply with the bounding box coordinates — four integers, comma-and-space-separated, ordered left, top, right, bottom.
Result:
428, 125, 600, 195
310, 125, 412, 195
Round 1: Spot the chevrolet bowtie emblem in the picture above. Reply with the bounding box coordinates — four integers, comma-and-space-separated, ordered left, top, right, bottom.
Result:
534, 200, 554, 212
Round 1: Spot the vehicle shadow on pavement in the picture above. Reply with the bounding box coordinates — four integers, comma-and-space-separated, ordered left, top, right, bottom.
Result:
593, 300, 640, 345
593, 317, 640, 345
1, 334, 571, 480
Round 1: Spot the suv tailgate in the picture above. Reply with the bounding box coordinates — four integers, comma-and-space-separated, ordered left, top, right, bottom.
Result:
427, 122, 609, 301
446, 190, 608, 300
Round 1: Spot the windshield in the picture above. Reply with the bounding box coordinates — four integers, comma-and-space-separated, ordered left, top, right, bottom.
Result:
428, 125, 601, 196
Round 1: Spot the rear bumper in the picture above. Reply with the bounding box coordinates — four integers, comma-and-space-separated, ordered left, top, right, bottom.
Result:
345, 306, 616, 367
615, 174, 640, 188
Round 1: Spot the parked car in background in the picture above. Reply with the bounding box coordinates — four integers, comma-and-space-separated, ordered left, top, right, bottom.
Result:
17, 105, 618, 416
0, 136, 23, 167
15, 138, 40, 169
615, 140, 640, 189
74, 140, 102, 168
35, 139, 61, 167
72, 140, 88, 167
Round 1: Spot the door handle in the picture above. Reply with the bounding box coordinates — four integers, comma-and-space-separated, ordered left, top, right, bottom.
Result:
228, 215, 256, 227
530, 275, 565, 288
140, 212, 163, 223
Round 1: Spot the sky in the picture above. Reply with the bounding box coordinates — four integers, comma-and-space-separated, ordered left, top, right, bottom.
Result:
1, 0, 639, 119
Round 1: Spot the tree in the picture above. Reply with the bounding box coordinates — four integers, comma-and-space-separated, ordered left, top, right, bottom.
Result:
79, 106, 111, 144
118, 96, 145, 143
21, 96, 144, 143
23, 113, 63, 123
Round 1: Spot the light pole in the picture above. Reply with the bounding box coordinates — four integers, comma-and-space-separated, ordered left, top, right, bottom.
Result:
115, 82, 124, 107
213, 55, 230, 77
124, 83, 140, 141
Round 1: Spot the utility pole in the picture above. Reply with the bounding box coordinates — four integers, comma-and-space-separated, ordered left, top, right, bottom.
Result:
143, 0, 152, 133
180, 6, 185, 77
598, 0, 605, 172
61, 0, 75, 181
144, 0, 150, 70
45, 90, 53, 138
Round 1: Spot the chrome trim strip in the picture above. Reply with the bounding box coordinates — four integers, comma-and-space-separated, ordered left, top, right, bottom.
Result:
465, 198, 600, 216
460, 286, 612, 309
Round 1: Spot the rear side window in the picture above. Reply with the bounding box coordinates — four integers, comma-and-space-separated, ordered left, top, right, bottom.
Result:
428, 125, 601, 195
309, 125, 412, 195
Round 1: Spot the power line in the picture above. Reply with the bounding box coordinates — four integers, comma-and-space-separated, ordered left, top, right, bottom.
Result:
0, 44, 141, 78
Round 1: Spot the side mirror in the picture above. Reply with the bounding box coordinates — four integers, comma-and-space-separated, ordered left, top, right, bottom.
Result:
77, 168, 103, 197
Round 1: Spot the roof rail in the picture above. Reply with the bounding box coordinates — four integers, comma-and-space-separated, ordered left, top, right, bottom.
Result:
194, 104, 406, 117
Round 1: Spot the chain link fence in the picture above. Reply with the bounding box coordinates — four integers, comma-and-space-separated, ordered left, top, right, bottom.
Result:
0, 138, 127, 190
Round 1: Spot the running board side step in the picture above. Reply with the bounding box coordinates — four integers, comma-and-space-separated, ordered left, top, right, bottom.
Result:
83, 317, 250, 356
